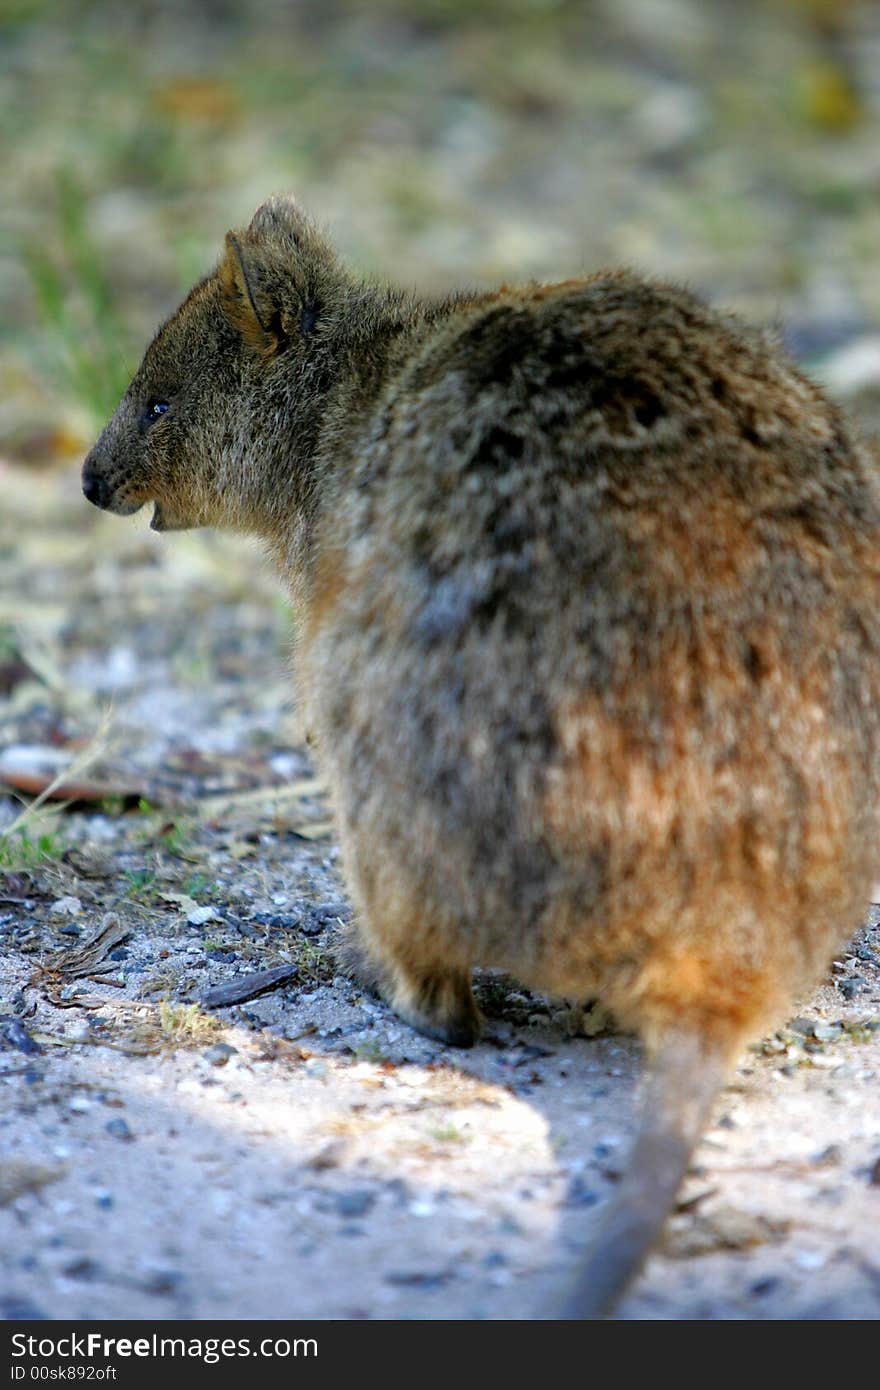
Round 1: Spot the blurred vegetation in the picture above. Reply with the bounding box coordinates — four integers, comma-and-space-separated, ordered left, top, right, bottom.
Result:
22, 174, 135, 421
1, 0, 880, 453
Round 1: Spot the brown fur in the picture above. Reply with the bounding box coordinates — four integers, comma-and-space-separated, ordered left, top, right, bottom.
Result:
82, 196, 880, 1316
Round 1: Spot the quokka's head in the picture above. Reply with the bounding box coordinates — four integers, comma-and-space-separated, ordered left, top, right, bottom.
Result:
82, 195, 342, 532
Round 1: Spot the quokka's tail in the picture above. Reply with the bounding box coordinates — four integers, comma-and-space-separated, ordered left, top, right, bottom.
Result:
560, 1031, 731, 1319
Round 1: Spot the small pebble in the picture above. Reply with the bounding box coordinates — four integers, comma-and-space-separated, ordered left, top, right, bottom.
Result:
105, 1117, 133, 1141
49, 896, 82, 918
302, 901, 349, 934
409, 1200, 435, 1217
1, 1017, 41, 1054
306, 1140, 347, 1171
187, 905, 219, 927
385, 1268, 452, 1290
813, 1022, 843, 1043
334, 1189, 376, 1218
497, 1216, 522, 1236
513, 1043, 555, 1064
62, 1257, 100, 1282
234, 921, 262, 939
565, 1177, 600, 1208
812, 1144, 842, 1166
0, 1297, 47, 1319
793, 1249, 827, 1271
750, 1276, 780, 1298
140, 1268, 184, 1296
791, 1017, 816, 1036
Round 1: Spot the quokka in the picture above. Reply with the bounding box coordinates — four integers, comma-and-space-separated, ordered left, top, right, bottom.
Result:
83, 196, 880, 1316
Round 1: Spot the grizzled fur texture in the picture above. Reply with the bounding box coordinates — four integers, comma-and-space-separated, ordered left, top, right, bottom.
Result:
83, 196, 880, 1317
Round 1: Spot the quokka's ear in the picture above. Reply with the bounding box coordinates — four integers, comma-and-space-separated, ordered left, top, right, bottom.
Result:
247, 194, 338, 271
220, 196, 336, 353
219, 231, 284, 356
246, 194, 306, 246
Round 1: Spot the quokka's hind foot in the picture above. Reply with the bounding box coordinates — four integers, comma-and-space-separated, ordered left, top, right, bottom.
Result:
332, 916, 482, 1047
332, 895, 481, 1045
388, 964, 483, 1048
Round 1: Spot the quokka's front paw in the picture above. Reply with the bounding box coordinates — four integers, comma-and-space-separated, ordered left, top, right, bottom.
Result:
331, 917, 384, 997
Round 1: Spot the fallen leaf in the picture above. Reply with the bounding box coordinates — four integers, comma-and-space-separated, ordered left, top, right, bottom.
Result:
0, 769, 145, 806
157, 890, 200, 915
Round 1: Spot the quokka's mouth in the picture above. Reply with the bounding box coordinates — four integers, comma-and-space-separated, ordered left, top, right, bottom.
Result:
99, 495, 144, 518
150, 500, 196, 532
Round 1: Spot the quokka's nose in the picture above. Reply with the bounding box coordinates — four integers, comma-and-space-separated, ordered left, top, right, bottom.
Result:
82, 468, 111, 509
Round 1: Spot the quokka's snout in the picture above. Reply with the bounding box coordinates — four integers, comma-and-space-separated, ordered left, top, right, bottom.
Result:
81, 457, 113, 509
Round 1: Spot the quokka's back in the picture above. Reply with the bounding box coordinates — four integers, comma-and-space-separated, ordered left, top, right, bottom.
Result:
82, 198, 880, 1315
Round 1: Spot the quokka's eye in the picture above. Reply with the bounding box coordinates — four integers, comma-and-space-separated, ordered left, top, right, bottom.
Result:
142, 398, 170, 429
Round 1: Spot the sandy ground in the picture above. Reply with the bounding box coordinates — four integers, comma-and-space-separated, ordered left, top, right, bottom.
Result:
2, 900, 879, 1321
1, 466, 880, 1323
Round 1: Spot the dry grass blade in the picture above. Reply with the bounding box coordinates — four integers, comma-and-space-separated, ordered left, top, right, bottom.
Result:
3, 708, 115, 839
123, 1001, 222, 1055
198, 777, 328, 818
